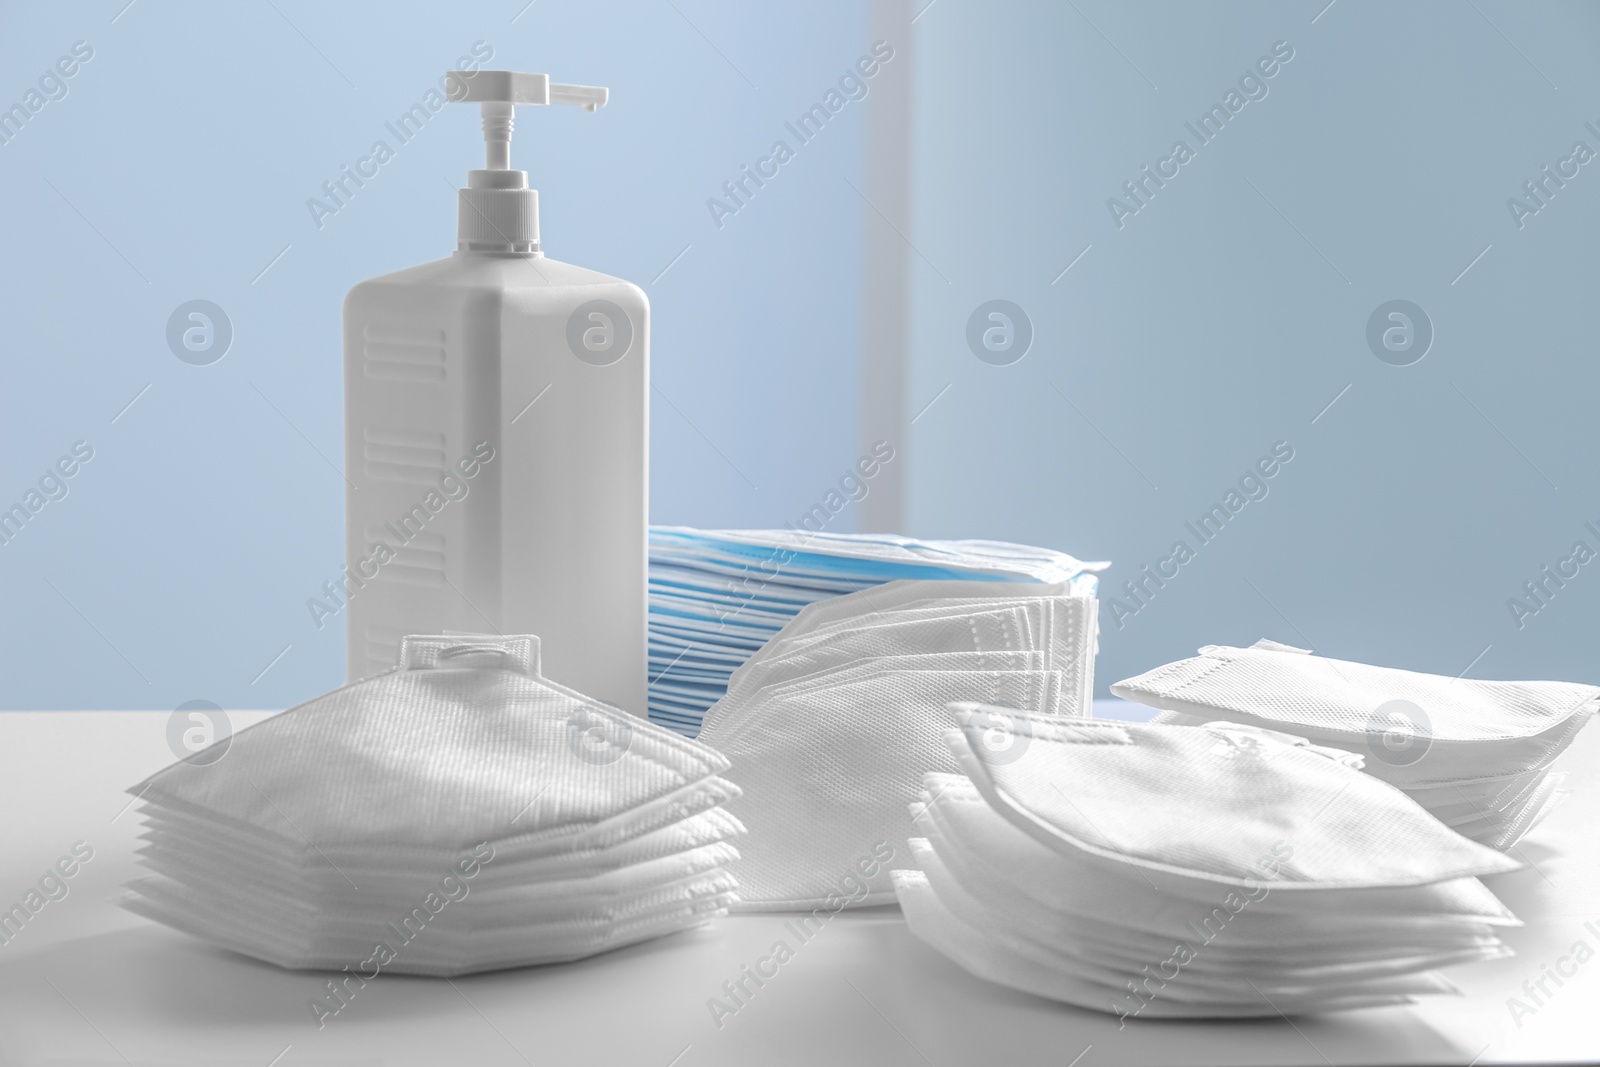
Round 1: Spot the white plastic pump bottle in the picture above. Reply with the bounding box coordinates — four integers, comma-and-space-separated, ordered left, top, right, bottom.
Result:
342, 71, 647, 716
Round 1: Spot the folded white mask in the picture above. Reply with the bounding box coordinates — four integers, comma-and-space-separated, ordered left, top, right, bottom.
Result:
912, 772, 1516, 949
1404, 766, 1548, 808
126, 635, 744, 976
739, 591, 1072, 664
1437, 774, 1566, 849
701, 668, 1070, 911
125, 870, 737, 975
721, 652, 1053, 728
890, 870, 1423, 1019
1111, 640, 1598, 786
947, 710, 1521, 889
750, 580, 1079, 644
749, 596, 1079, 666
137, 774, 743, 902
136, 837, 741, 929
716, 597, 1095, 723
131, 637, 732, 857
906, 838, 1489, 998
723, 605, 1031, 694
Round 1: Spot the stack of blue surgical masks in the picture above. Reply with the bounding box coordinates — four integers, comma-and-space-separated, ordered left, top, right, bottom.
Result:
646, 527, 1105, 735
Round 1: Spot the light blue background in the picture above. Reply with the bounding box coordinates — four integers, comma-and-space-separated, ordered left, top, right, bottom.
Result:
905, 0, 1600, 694
2, 0, 1597, 711
0, 0, 869, 709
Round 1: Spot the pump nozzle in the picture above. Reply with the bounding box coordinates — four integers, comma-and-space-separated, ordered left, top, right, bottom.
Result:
446, 70, 609, 254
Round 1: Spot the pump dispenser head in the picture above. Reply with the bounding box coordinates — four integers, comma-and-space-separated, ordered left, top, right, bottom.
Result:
448, 71, 609, 255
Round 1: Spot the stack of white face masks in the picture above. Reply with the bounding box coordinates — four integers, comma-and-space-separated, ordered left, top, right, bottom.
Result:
646, 527, 1106, 735
123, 635, 744, 976
1111, 640, 1599, 849
696, 582, 1097, 912
892, 704, 1524, 1020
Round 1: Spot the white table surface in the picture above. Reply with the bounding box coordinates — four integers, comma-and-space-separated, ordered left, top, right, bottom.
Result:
2, 703, 1596, 1067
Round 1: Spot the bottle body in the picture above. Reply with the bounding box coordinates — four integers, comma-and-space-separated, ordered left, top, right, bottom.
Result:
342, 251, 648, 716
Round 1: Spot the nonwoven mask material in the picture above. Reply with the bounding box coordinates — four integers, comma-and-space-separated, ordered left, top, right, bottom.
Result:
124, 874, 738, 976
1111, 640, 1597, 781
910, 782, 1512, 974
890, 870, 1420, 1020
140, 806, 745, 889
744, 600, 1035, 661
1113, 640, 1597, 847
645, 528, 1106, 735
948, 712, 1520, 889
131, 638, 729, 854
907, 838, 1479, 999
718, 606, 1033, 698
720, 599, 1092, 712
725, 652, 1056, 724
702, 667, 1073, 911
890, 703, 1521, 1020
711, 595, 1095, 732
912, 773, 1518, 932
756, 580, 1080, 645
124, 634, 742, 976
699, 589, 1096, 912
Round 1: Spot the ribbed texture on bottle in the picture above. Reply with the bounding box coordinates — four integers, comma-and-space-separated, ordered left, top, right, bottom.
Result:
458, 188, 539, 253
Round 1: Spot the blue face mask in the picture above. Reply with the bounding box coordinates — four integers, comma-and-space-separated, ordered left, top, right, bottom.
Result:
648, 639, 748, 665
648, 595, 798, 632
645, 528, 1106, 736
651, 574, 813, 611
652, 526, 1103, 582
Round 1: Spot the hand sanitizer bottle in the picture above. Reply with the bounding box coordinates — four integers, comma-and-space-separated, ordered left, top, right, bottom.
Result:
342, 71, 647, 716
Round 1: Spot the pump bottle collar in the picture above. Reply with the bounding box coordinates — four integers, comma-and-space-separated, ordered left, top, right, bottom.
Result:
447, 71, 609, 255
